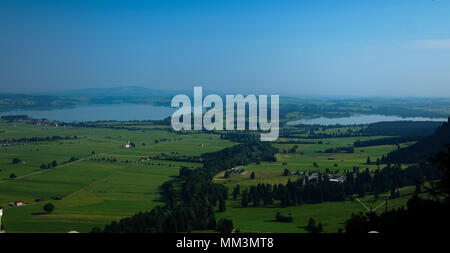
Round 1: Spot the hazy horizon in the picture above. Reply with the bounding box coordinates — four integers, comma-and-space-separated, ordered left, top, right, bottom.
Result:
1, 0, 450, 97
3, 85, 450, 100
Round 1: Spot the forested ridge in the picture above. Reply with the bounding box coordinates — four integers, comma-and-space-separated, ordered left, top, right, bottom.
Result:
382, 118, 450, 163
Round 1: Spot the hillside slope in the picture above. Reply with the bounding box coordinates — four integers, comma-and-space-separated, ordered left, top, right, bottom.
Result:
382, 117, 450, 163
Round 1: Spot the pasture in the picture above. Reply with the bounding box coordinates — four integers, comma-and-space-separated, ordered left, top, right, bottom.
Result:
215, 185, 424, 233
0, 119, 420, 232
0, 120, 234, 232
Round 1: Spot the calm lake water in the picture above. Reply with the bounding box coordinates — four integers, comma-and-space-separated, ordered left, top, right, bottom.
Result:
287, 114, 447, 126
0, 104, 175, 122
1, 105, 447, 125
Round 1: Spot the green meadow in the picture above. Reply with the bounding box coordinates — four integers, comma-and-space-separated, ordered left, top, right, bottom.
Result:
215, 185, 423, 233
0, 119, 419, 232
0, 120, 234, 232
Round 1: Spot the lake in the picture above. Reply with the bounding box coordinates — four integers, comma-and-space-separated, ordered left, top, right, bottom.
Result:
287, 114, 447, 126
0, 104, 175, 122
1, 106, 447, 125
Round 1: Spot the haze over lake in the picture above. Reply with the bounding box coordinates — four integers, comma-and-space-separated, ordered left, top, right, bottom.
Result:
0, 104, 175, 122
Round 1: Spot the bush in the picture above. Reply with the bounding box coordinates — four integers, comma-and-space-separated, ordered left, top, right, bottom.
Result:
217, 218, 234, 233
305, 217, 324, 233
43, 203, 55, 213
275, 212, 293, 223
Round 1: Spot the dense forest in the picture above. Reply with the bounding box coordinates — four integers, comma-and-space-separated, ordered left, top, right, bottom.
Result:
362, 121, 443, 137
354, 136, 422, 147
235, 163, 440, 209
280, 120, 443, 139
382, 118, 450, 163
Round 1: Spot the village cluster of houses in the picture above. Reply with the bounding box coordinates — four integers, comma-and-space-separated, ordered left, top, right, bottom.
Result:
33, 119, 59, 127
306, 172, 344, 183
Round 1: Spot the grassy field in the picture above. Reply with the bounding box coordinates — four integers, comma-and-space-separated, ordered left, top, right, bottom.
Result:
211, 131, 422, 232
0, 120, 235, 232
215, 185, 425, 233
0, 119, 420, 232
213, 140, 405, 188
1, 161, 181, 232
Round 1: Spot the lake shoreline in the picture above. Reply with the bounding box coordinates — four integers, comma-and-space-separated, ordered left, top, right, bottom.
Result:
287, 114, 447, 126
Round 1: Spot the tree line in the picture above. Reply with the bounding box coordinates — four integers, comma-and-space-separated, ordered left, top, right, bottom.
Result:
345, 145, 450, 234
1, 135, 78, 144
233, 162, 440, 209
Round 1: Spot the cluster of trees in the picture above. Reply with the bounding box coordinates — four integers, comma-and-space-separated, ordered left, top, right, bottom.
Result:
354, 136, 421, 148
152, 155, 202, 163
94, 140, 278, 233
40, 157, 77, 170
284, 145, 298, 154
89, 157, 117, 163
44, 203, 55, 213
280, 120, 443, 140
345, 145, 450, 234
280, 128, 364, 139
275, 212, 293, 223
219, 131, 260, 143
217, 218, 234, 233
321, 146, 354, 154
239, 177, 346, 208
305, 217, 324, 233
361, 120, 443, 137
97, 204, 218, 233
12, 158, 21, 164
150, 117, 172, 126
343, 163, 440, 197
235, 162, 440, 210
1, 135, 78, 144
202, 141, 278, 171
40, 160, 58, 169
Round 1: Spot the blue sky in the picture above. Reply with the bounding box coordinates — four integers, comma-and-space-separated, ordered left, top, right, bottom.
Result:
1, 0, 449, 96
